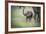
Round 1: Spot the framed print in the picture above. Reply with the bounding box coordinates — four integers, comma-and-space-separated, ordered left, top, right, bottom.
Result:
5, 0, 45, 34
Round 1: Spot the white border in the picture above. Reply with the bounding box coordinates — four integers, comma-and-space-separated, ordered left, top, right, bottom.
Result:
8, 3, 43, 32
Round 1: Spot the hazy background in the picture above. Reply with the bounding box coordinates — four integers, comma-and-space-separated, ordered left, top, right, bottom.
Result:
11, 6, 40, 28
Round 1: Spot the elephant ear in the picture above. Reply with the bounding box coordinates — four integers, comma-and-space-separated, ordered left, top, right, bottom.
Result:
23, 13, 27, 16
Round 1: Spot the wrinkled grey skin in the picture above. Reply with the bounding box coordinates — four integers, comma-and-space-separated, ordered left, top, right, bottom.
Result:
22, 7, 34, 22
23, 11, 33, 22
